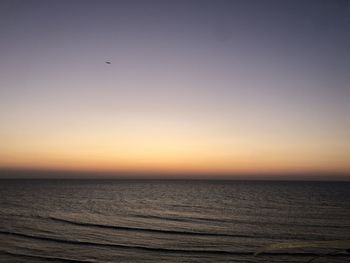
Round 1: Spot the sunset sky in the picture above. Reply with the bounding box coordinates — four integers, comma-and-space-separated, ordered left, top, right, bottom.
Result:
0, 0, 349, 178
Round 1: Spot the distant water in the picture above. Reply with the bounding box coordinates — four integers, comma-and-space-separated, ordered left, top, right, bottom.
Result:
0, 179, 349, 263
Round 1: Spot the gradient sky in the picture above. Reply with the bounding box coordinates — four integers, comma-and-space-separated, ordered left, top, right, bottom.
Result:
0, 0, 349, 178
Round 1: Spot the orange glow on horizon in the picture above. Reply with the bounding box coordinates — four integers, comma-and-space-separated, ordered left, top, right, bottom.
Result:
1, 138, 349, 176
1, 106, 349, 177
1, 114, 350, 176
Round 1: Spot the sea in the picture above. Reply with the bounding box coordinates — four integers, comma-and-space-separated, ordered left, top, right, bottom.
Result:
0, 179, 349, 262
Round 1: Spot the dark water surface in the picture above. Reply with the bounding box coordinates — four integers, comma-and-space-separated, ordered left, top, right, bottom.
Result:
0, 180, 349, 262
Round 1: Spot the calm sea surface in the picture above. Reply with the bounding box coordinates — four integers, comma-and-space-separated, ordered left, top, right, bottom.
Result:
0, 180, 349, 262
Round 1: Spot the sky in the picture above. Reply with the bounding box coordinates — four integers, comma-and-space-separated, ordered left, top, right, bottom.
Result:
0, 0, 349, 179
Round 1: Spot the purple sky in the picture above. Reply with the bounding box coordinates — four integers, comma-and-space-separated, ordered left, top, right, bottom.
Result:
0, 0, 349, 178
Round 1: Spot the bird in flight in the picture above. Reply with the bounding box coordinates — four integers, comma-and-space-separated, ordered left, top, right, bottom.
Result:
105, 61, 111, 64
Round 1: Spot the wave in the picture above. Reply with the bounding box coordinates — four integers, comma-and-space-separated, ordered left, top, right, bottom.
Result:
46, 216, 338, 241
0, 250, 96, 263
45, 216, 252, 238
131, 213, 345, 229
1, 212, 345, 233
132, 213, 192, 223
0, 230, 343, 257
2, 213, 342, 241
0, 230, 249, 255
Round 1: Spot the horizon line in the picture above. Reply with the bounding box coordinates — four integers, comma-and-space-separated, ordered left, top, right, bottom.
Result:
0, 168, 349, 181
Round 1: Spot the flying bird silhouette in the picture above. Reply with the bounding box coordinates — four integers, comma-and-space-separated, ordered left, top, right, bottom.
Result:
105, 61, 111, 64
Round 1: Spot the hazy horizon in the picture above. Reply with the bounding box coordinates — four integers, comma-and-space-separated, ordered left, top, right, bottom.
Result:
1, 168, 349, 181
1, 0, 349, 179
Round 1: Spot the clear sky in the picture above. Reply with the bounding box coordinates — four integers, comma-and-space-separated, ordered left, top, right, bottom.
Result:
0, 0, 349, 178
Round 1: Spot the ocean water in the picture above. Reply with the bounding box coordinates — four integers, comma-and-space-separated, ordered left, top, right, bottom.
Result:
0, 179, 349, 263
